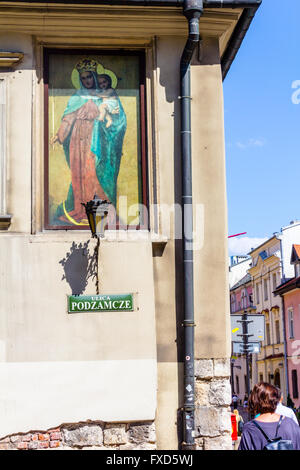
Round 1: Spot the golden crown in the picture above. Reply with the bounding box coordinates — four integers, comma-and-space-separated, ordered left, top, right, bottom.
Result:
75, 58, 98, 73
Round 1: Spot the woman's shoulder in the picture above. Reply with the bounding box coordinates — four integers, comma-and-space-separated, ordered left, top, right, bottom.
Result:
242, 419, 259, 432
281, 416, 300, 429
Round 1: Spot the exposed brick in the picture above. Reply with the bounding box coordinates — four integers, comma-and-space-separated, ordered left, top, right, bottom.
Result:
80, 446, 107, 450
28, 442, 38, 450
38, 433, 50, 441
49, 441, 60, 448
50, 432, 62, 441
38, 441, 49, 449
17, 442, 28, 450
0, 443, 11, 450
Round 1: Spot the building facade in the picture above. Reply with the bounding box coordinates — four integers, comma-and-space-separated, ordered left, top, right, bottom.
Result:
0, 0, 261, 450
274, 244, 300, 408
248, 221, 300, 402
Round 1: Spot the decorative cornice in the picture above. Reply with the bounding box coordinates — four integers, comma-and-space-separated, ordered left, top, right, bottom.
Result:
0, 5, 241, 44
0, 52, 24, 68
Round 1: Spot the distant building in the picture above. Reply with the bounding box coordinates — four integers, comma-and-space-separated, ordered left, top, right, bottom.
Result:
229, 255, 252, 289
274, 244, 300, 408
248, 221, 300, 402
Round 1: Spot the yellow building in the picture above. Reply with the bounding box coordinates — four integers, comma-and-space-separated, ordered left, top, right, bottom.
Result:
0, 0, 261, 451
248, 221, 300, 402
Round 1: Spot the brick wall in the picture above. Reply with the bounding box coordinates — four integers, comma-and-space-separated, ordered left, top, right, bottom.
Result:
0, 421, 156, 450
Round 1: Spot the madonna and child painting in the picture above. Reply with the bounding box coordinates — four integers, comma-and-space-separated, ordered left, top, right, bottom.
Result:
46, 52, 143, 229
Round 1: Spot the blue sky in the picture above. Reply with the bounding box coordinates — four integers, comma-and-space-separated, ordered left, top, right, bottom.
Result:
224, 0, 300, 255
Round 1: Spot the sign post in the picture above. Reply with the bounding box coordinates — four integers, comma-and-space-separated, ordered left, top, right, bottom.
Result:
231, 312, 265, 420
240, 312, 252, 420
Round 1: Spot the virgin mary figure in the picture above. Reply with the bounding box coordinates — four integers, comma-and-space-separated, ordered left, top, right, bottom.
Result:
51, 58, 127, 225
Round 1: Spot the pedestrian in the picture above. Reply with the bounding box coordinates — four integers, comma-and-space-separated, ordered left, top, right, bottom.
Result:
238, 382, 300, 450
232, 393, 238, 410
233, 408, 244, 435
243, 395, 248, 408
274, 388, 298, 425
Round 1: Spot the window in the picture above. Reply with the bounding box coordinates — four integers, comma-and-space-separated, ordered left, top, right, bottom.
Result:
274, 371, 281, 389
264, 279, 268, 301
266, 323, 271, 345
241, 289, 247, 309
259, 373, 263, 383
44, 49, 147, 230
275, 320, 280, 344
292, 370, 299, 399
272, 273, 277, 290
288, 308, 294, 339
268, 373, 272, 383
236, 375, 240, 394
295, 264, 300, 278
231, 294, 236, 313
256, 283, 260, 304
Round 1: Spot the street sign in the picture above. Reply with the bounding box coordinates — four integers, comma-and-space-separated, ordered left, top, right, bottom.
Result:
231, 314, 265, 343
68, 294, 134, 313
232, 342, 261, 354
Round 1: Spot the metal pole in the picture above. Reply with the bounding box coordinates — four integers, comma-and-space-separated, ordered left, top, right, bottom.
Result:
238, 311, 253, 420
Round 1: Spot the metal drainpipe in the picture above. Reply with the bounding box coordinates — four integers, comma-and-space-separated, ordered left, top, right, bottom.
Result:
180, 0, 203, 451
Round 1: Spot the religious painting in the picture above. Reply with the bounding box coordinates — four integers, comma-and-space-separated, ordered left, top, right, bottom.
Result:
44, 49, 147, 230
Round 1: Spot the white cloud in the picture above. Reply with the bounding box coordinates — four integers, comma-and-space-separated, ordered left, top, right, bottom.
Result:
235, 138, 266, 150
228, 236, 268, 256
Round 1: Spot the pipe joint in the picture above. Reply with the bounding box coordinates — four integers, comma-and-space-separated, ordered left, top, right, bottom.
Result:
183, 0, 204, 20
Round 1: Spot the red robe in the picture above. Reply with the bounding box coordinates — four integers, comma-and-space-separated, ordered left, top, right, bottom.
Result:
57, 100, 109, 223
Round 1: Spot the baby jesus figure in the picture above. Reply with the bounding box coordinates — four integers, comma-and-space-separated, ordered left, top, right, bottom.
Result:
97, 74, 120, 128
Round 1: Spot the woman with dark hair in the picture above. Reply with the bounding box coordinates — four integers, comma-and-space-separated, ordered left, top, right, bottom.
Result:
239, 382, 300, 450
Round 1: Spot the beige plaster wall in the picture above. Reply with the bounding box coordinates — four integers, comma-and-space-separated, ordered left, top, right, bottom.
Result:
0, 234, 157, 436
153, 36, 230, 449
0, 26, 230, 447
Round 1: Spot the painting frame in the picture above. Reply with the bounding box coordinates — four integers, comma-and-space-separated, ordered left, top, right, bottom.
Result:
43, 48, 148, 231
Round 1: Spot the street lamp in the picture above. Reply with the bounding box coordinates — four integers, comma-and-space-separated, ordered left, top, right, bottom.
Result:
81, 195, 111, 239
81, 195, 111, 296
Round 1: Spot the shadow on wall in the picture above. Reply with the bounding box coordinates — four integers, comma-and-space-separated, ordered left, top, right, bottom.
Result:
59, 240, 98, 295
